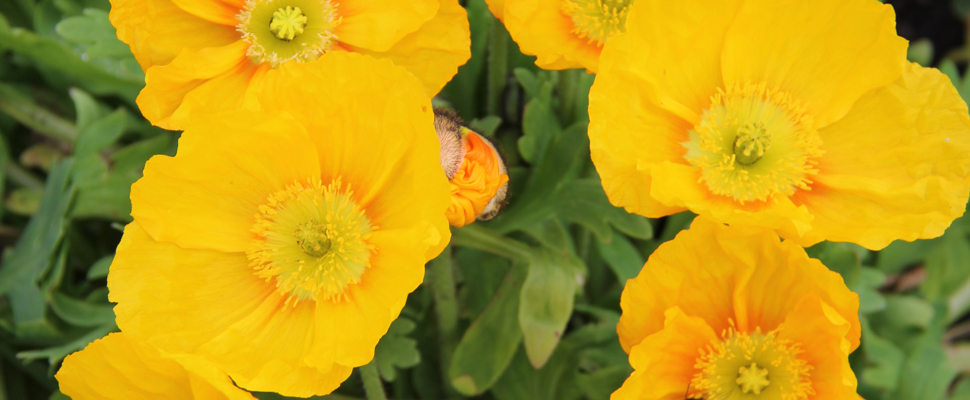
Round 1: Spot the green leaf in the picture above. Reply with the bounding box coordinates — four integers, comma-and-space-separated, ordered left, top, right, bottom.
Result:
574, 364, 631, 400
73, 108, 126, 158
856, 267, 888, 314
20, 143, 66, 172
4, 187, 43, 215
450, 264, 527, 395
521, 218, 573, 255
906, 38, 934, 67
49, 292, 114, 327
374, 317, 421, 382
595, 232, 644, 283
68, 87, 106, 133
860, 317, 905, 392
513, 68, 540, 101
16, 323, 115, 371
519, 248, 581, 368
71, 133, 170, 221
0, 25, 141, 101
55, 9, 131, 58
86, 254, 112, 280
951, 377, 970, 400
455, 248, 511, 320
0, 158, 75, 296
492, 316, 618, 400
553, 180, 653, 243
0, 132, 8, 218
922, 231, 970, 302
895, 342, 957, 400
517, 82, 559, 164
469, 116, 502, 137
872, 295, 934, 329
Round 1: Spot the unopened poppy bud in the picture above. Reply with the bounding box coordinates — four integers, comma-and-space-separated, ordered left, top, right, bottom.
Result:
434, 109, 466, 180
433, 108, 510, 227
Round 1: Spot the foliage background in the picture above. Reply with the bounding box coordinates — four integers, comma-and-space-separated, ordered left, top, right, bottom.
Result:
0, 0, 970, 399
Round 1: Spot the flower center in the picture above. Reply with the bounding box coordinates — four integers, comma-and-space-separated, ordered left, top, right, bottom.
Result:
237, 0, 342, 67
248, 177, 374, 303
561, 0, 634, 46
690, 326, 813, 400
733, 122, 770, 166
737, 363, 770, 394
269, 6, 307, 40
294, 220, 332, 257
682, 82, 823, 204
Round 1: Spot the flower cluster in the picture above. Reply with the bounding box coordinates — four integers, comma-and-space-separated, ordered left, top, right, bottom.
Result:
54, 0, 970, 398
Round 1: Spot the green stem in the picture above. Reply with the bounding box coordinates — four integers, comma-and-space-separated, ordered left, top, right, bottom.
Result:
558, 69, 578, 125
429, 246, 463, 398
451, 225, 531, 262
486, 19, 509, 117
359, 360, 388, 400
0, 84, 77, 144
5, 162, 44, 190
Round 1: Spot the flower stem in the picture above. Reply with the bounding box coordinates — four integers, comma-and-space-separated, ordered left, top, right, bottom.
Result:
429, 246, 464, 398
450, 225, 531, 263
486, 19, 509, 117
360, 360, 387, 400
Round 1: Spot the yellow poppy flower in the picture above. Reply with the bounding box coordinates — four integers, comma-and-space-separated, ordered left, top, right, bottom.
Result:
613, 217, 861, 400
589, 0, 970, 250
433, 110, 509, 227
109, 0, 470, 130
108, 53, 451, 397
56, 332, 255, 400
494, 0, 633, 71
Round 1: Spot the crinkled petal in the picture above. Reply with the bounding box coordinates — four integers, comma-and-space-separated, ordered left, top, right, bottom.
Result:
792, 62, 970, 249
109, 0, 239, 70
136, 41, 266, 130
503, 0, 600, 71
776, 294, 859, 399
349, 0, 470, 96
171, 0, 240, 25
732, 240, 860, 352
618, 217, 860, 353
335, 0, 438, 52
611, 307, 718, 400
57, 333, 256, 400
721, 0, 907, 127
130, 111, 319, 253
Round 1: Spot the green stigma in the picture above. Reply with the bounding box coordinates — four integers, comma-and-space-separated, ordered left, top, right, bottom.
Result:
295, 220, 332, 257
269, 6, 308, 41
733, 122, 771, 166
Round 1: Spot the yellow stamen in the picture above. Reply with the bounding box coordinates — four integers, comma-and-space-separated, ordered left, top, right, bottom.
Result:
682, 82, 823, 203
561, 0, 634, 46
248, 177, 374, 303
691, 324, 813, 400
236, 0, 342, 67
737, 363, 770, 394
269, 6, 307, 41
